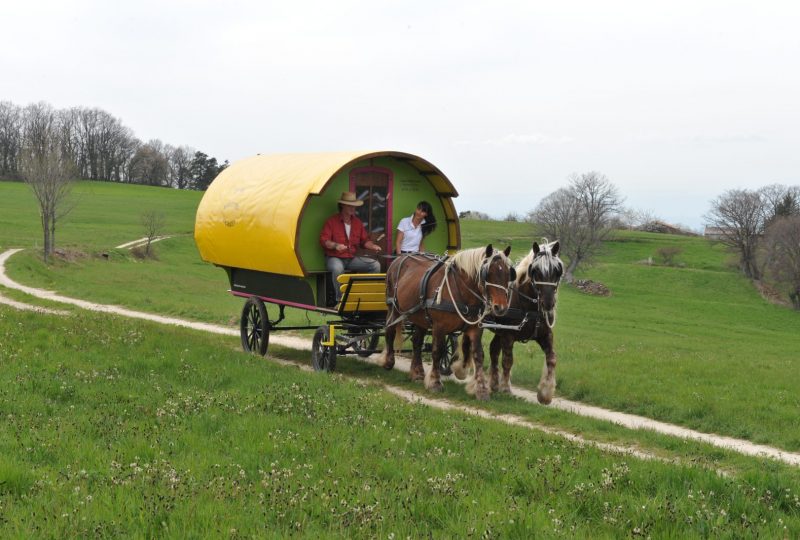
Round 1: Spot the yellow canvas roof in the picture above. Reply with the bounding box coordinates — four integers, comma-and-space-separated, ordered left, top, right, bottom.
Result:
194, 151, 458, 277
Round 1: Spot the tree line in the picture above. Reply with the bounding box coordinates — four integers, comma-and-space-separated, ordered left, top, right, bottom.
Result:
521, 172, 800, 310
705, 184, 800, 308
0, 101, 226, 190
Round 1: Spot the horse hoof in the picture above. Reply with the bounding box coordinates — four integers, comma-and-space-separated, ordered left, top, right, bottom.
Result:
499, 385, 512, 394
427, 382, 444, 393
410, 370, 425, 382
536, 390, 553, 405
475, 391, 490, 401
383, 361, 394, 371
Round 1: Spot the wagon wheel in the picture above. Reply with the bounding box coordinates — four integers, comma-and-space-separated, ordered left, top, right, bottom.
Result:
312, 326, 337, 372
240, 296, 270, 356
352, 328, 380, 358
438, 334, 459, 376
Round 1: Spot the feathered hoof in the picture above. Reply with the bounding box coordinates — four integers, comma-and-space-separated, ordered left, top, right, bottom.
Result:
425, 379, 444, 393
451, 360, 468, 381
537, 378, 555, 405
379, 350, 394, 371
498, 383, 512, 394
464, 375, 477, 396
474, 387, 491, 401
424, 368, 442, 392
409, 367, 425, 382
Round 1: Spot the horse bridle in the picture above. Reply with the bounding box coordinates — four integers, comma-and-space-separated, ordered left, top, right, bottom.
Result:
438, 253, 513, 326
479, 253, 514, 307
527, 258, 561, 328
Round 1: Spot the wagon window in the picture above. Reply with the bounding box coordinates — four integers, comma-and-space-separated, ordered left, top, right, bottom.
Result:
351, 168, 391, 268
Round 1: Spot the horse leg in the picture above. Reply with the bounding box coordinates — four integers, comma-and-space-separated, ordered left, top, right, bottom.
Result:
464, 327, 490, 400
536, 330, 557, 405
499, 335, 514, 393
382, 319, 396, 370
488, 334, 502, 392
409, 326, 426, 382
449, 335, 464, 379
424, 328, 444, 393
451, 333, 471, 380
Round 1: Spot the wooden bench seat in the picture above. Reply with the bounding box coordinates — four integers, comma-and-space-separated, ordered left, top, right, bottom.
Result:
337, 273, 387, 312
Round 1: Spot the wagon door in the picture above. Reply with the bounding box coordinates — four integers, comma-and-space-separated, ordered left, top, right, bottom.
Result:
350, 167, 393, 270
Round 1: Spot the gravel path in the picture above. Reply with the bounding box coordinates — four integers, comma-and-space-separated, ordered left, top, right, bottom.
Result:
2, 247, 799, 467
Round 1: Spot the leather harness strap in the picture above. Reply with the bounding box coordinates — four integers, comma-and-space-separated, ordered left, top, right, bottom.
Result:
385, 253, 484, 330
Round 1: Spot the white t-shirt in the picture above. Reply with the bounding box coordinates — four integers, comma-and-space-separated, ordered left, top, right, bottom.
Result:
397, 215, 426, 252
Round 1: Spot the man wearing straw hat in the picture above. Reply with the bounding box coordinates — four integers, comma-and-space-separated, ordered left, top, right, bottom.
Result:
320, 191, 382, 303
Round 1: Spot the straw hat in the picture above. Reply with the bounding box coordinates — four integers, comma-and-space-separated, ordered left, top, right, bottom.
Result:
338, 191, 363, 206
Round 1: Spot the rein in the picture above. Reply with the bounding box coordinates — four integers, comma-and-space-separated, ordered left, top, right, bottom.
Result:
531, 278, 559, 329
386, 250, 513, 329
439, 253, 512, 327
441, 265, 491, 326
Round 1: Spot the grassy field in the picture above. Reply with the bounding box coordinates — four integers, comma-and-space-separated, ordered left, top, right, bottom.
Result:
1, 305, 799, 538
3, 181, 799, 452
2, 179, 800, 534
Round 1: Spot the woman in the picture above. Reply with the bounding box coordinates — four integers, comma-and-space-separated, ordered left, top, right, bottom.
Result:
395, 200, 437, 255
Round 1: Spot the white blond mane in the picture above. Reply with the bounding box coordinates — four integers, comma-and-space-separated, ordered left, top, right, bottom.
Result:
435, 246, 510, 302
516, 239, 562, 285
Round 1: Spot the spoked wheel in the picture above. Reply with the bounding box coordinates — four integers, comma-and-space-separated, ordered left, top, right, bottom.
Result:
352, 328, 381, 358
438, 333, 459, 376
312, 326, 337, 372
423, 332, 459, 376
240, 296, 269, 356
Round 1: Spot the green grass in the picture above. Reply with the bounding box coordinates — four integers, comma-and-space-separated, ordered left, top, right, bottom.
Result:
3, 182, 800, 456
0, 180, 202, 249
1, 305, 799, 538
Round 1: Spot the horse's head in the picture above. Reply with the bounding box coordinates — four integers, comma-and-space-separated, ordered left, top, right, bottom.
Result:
479, 244, 514, 316
526, 240, 563, 316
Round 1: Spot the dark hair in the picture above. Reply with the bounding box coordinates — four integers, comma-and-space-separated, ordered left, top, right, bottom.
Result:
418, 201, 437, 237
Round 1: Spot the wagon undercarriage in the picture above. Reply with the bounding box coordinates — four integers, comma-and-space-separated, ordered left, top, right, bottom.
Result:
238, 274, 460, 375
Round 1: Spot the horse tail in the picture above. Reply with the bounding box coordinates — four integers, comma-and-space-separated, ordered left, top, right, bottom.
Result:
394, 325, 405, 352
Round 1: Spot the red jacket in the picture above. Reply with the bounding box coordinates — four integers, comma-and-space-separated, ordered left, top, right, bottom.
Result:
319, 213, 371, 258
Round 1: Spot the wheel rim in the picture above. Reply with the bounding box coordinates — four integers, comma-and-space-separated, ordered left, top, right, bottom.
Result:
353, 329, 379, 357
312, 326, 336, 372
439, 334, 456, 375
247, 304, 262, 350
241, 297, 269, 355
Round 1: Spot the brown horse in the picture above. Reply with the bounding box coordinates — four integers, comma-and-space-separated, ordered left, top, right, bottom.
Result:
453, 240, 563, 404
381, 245, 514, 400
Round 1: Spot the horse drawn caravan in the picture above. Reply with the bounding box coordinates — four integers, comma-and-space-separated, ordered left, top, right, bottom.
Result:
194, 150, 463, 371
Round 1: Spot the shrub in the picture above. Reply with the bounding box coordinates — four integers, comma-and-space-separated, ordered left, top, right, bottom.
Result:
656, 246, 682, 266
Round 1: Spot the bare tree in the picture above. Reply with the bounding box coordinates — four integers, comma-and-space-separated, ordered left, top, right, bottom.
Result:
166, 145, 194, 189
0, 101, 21, 177
704, 189, 765, 279
19, 103, 76, 263
656, 246, 682, 266
763, 216, 800, 309
140, 210, 166, 257
759, 184, 800, 229
530, 171, 624, 280
128, 140, 169, 186
620, 207, 659, 230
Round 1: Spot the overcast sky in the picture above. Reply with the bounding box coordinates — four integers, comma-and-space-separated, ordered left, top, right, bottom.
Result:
3, 1, 799, 229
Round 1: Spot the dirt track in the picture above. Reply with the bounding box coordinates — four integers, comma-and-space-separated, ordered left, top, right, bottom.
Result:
2, 247, 799, 467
